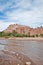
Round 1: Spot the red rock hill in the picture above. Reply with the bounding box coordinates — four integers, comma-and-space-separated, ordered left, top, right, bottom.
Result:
4, 24, 43, 35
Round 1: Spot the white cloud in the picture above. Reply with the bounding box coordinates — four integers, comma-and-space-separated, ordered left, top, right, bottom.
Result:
0, 20, 16, 31
0, 0, 43, 31
6, 7, 43, 27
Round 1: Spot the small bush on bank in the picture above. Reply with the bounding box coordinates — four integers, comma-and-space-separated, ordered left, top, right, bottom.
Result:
30, 35, 35, 37
35, 34, 38, 37
40, 34, 43, 37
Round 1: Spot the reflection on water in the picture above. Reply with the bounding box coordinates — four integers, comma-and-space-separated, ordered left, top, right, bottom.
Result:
0, 45, 5, 50
0, 39, 43, 65
0, 40, 7, 50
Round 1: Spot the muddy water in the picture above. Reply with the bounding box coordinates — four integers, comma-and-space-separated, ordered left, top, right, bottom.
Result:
0, 40, 6, 50
0, 39, 43, 65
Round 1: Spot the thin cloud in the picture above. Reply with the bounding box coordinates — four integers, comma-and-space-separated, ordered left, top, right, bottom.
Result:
0, 0, 43, 31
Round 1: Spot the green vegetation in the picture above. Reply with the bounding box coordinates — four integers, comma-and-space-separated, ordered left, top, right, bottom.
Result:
0, 32, 11, 38
30, 35, 35, 37
0, 31, 30, 37
40, 34, 43, 37
0, 31, 43, 38
35, 34, 38, 37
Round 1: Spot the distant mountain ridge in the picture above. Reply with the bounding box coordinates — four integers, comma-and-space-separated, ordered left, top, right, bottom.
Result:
4, 24, 43, 36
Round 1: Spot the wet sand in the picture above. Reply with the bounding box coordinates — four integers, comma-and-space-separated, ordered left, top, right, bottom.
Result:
0, 40, 36, 65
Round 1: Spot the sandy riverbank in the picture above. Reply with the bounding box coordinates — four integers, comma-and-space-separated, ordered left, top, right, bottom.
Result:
0, 37, 43, 41
9, 37, 43, 41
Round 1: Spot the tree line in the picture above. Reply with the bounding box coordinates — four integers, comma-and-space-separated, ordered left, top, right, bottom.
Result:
0, 30, 43, 38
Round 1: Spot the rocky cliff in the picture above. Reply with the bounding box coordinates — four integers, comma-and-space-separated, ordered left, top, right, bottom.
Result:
4, 24, 43, 35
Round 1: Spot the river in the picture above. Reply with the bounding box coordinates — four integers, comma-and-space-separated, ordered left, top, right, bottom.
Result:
0, 39, 43, 65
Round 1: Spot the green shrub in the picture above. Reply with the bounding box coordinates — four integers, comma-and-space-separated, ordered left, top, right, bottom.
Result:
40, 34, 43, 37
0, 31, 38, 37
35, 34, 38, 37
30, 35, 35, 37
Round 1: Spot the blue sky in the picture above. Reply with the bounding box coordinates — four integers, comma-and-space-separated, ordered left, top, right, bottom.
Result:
0, 0, 43, 31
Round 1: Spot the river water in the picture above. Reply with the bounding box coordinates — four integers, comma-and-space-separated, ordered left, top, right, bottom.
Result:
0, 39, 43, 65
